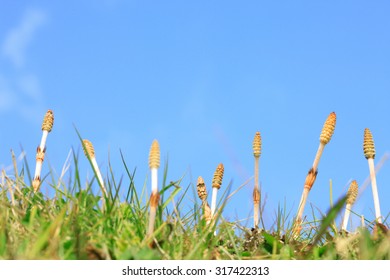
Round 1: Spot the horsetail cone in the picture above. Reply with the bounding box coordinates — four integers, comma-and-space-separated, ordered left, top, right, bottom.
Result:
319, 112, 336, 145
346, 180, 359, 205
197, 176, 212, 223
211, 163, 224, 217
341, 180, 359, 231
42, 110, 54, 132
149, 140, 160, 169
197, 176, 207, 201
212, 163, 224, 189
253, 132, 262, 158
363, 128, 375, 159
82, 139, 95, 158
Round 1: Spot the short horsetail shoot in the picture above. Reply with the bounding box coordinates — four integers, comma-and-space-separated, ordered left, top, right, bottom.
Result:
363, 128, 382, 223
252, 131, 262, 229
147, 139, 160, 238
33, 109, 54, 192
294, 112, 336, 236
210, 163, 224, 218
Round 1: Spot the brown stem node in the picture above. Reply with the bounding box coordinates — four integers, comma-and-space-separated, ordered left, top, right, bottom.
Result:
253, 187, 260, 204
150, 192, 160, 208
304, 168, 318, 191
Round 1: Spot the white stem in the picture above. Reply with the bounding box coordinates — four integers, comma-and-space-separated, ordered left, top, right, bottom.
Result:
368, 158, 382, 223
34, 161, 43, 179
296, 188, 309, 223
341, 203, 352, 231
361, 215, 365, 228
254, 202, 259, 228
211, 187, 218, 217
312, 143, 325, 172
151, 168, 158, 194
254, 156, 260, 228
34, 130, 49, 180
92, 157, 107, 197
254, 157, 259, 188
39, 130, 49, 151
148, 206, 157, 236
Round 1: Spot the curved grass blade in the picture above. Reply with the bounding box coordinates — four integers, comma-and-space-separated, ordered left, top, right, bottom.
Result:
312, 195, 347, 247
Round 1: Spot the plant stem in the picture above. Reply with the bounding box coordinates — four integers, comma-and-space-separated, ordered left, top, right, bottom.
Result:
293, 112, 336, 236
91, 157, 107, 198
293, 168, 317, 236
210, 163, 224, 218
211, 187, 218, 217
295, 188, 310, 233
33, 110, 54, 192
147, 192, 159, 237
312, 143, 325, 172
341, 203, 352, 231
151, 168, 158, 194
252, 131, 262, 228
253, 156, 260, 228
368, 158, 382, 223
147, 140, 160, 238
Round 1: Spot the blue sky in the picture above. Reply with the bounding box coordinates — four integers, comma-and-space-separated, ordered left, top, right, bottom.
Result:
1, 1, 389, 231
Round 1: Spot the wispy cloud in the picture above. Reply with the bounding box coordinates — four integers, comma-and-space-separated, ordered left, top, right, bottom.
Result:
2, 9, 46, 68
0, 75, 16, 112
0, 8, 47, 123
0, 73, 44, 123
17, 74, 43, 100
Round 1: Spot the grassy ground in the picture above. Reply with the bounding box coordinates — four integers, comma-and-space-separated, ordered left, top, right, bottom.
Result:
0, 144, 389, 260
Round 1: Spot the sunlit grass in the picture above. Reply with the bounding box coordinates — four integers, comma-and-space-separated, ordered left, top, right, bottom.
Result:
0, 138, 389, 260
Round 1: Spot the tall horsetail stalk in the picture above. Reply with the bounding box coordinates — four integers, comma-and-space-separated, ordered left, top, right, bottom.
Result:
33, 110, 54, 192
252, 131, 262, 229
197, 176, 212, 224
210, 163, 224, 218
363, 128, 382, 223
147, 139, 160, 237
82, 139, 108, 198
341, 180, 359, 231
293, 112, 336, 236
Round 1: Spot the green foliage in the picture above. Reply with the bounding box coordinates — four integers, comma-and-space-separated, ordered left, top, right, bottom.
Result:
0, 146, 389, 260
